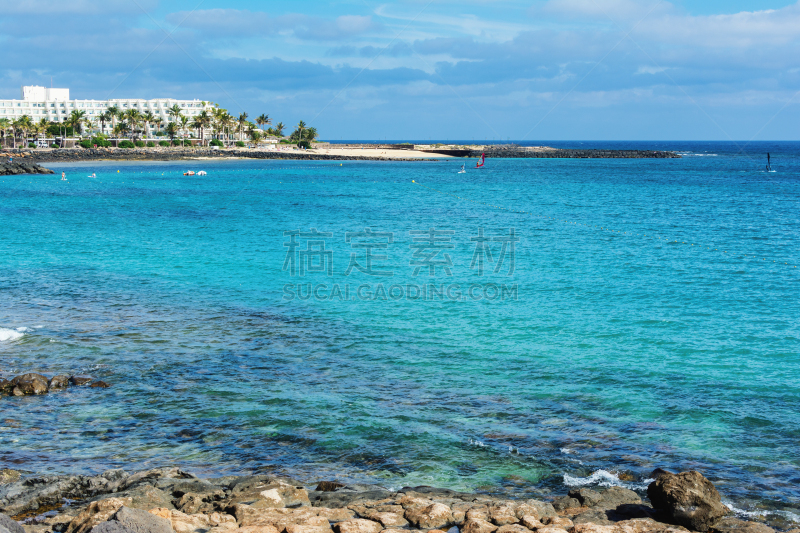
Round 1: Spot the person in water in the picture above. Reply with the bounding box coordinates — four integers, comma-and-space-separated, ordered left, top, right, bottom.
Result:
61, 171, 66, 180
767, 153, 771, 171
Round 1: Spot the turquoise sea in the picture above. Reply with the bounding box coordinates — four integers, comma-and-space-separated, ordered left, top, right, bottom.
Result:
1, 142, 798, 524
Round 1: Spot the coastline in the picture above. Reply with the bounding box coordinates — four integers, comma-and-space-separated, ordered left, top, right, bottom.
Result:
0, 466, 789, 533
1, 145, 680, 165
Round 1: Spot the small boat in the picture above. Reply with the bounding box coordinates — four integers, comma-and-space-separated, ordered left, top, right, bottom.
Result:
184, 171, 195, 176
476, 153, 485, 168
458, 164, 466, 174
197, 171, 207, 176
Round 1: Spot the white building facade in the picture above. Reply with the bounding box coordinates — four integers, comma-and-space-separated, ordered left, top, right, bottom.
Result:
0, 86, 213, 124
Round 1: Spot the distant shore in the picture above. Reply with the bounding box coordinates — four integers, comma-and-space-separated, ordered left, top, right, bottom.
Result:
2, 144, 680, 165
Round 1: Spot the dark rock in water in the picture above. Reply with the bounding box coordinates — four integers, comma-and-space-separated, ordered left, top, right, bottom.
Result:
596, 486, 642, 509
90, 381, 111, 389
49, 376, 70, 391
709, 518, 775, 533
569, 488, 604, 507
0, 513, 24, 533
552, 496, 581, 511
0, 380, 12, 395
10, 374, 49, 395
647, 470, 729, 532
70, 376, 93, 386
0, 162, 55, 176
108, 506, 172, 533
316, 481, 346, 492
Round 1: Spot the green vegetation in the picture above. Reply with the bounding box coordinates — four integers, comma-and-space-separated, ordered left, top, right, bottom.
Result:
28, 142, 36, 148
119, 140, 135, 148
209, 139, 223, 147
297, 140, 311, 149
50, 143, 58, 148
235, 141, 245, 147
146, 141, 155, 147
172, 139, 182, 146
159, 141, 170, 147
134, 140, 146, 147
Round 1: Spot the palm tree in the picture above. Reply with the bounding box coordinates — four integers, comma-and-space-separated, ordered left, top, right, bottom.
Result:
165, 122, 179, 141
67, 110, 86, 138
304, 127, 318, 142
256, 114, 270, 132
98, 111, 113, 136
177, 115, 188, 140
153, 117, 163, 135
0, 118, 10, 148
274, 122, 285, 137
296, 121, 306, 141
168, 104, 182, 124
113, 121, 130, 141
107, 105, 121, 131
142, 111, 155, 139
123, 109, 142, 141
237, 112, 248, 141
194, 110, 211, 146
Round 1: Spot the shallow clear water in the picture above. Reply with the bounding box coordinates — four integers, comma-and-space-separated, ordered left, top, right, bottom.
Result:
1, 142, 798, 523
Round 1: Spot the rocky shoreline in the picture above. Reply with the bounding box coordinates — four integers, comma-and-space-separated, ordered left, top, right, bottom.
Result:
0, 467, 791, 533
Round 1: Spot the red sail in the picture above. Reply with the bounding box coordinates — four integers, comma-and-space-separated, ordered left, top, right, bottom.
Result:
476, 153, 485, 167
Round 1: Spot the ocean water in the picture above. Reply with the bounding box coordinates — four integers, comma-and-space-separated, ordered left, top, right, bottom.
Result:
1, 142, 798, 524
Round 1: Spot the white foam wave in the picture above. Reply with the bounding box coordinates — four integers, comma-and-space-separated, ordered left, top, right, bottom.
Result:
563, 469, 653, 491
16, 327, 33, 332
0, 328, 24, 343
723, 501, 800, 523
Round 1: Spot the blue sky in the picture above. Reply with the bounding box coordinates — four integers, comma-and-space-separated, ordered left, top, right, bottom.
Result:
1, 0, 798, 140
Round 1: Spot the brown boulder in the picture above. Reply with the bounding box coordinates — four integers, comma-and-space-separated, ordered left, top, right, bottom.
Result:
495, 525, 530, 533
520, 515, 545, 530
647, 471, 728, 532
489, 505, 520, 526
90, 381, 111, 388
334, 519, 383, 533
65, 497, 133, 533
462, 518, 499, 533
11, 373, 49, 395
405, 502, 454, 530
543, 516, 575, 529
49, 375, 70, 390
0, 378, 12, 394
709, 518, 774, 533
70, 375, 94, 386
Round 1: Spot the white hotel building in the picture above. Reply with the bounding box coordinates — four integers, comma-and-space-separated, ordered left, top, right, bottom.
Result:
0, 86, 214, 123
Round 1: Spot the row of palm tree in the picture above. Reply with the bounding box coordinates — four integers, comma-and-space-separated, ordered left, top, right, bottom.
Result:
1, 105, 317, 149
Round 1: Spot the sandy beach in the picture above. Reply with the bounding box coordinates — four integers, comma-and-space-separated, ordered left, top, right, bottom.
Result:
308, 147, 453, 159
